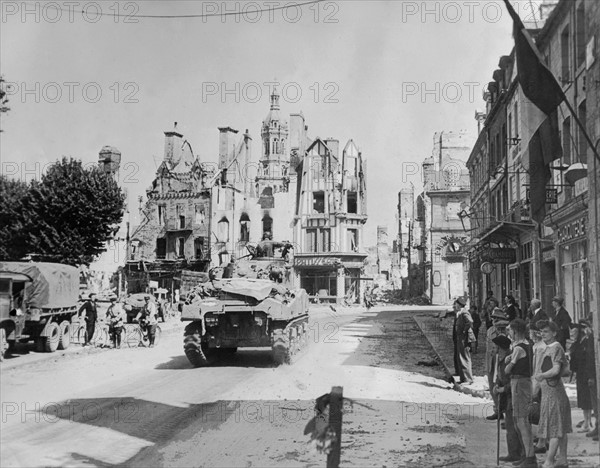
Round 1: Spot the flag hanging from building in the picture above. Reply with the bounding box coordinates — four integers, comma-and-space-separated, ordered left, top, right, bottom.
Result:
503, 0, 565, 223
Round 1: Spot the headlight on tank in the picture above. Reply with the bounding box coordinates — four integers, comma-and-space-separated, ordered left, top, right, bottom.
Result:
254, 316, 263, 326
205, 316, 219, 326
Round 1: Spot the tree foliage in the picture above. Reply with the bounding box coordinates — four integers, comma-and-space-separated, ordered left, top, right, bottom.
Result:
0, 176, 29, 260
0, 76, 10, 132
0, 158, 126, 266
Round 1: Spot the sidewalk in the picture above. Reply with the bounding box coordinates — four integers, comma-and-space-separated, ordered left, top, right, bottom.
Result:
413, 312, 489, 398
413, 311, 600, 467
1, 318, 184, 371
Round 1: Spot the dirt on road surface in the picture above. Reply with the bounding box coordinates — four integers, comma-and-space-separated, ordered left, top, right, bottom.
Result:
2, 306, 503, 467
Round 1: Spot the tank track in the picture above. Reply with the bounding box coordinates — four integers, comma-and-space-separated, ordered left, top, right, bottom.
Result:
183, 323, 216, 367
271, 316, 309, 365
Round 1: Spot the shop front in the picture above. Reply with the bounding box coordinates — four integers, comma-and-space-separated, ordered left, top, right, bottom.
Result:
467, 221, 537, 312
556, 214, 589, 322
294, 254, 366, 304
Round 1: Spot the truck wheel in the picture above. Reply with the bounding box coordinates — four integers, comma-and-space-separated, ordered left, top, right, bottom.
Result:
58, 321, 71, 350
0, 329, 6, 362
272, 328, 291, 365
43, 322, 61, 353
183, 323, 215, 367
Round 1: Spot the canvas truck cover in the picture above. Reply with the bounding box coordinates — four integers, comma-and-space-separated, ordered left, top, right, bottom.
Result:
0, 262, 79, 309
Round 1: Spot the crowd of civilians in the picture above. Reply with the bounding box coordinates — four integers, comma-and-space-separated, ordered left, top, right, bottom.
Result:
448, 292, 598, 468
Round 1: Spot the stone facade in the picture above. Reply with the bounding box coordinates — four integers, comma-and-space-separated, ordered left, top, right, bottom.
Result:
293, 137, 369, 303
423, 131, 472, 305
584, 0, 600, 395
465, 0, 600, 323
126, 124, 212, 293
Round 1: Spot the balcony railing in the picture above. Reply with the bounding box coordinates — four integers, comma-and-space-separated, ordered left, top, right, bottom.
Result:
162, 219, 194, 232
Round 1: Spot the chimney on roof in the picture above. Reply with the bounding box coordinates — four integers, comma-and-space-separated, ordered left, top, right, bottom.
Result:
324, 138, 339, 160
164, 122, 183, 165
218, 127, 239, 170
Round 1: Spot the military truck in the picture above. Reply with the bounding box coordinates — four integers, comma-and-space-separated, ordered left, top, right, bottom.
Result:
181, 240, 309, 366
0, 262, 80, 360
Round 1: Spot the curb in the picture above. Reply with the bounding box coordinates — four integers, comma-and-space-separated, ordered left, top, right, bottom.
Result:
1, 321, 185, 371
412, 315, 489, 400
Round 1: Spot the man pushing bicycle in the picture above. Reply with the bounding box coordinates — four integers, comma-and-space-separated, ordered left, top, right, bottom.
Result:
135, 296, 159, 348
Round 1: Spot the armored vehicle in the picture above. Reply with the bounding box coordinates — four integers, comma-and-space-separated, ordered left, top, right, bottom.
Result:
181, 240, 309, 366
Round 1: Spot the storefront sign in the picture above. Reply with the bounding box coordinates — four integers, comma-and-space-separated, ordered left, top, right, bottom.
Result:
526, 188, 558, 204
294, 257, 341, 268
557, 216, 586, 244
480, 247, 516, 264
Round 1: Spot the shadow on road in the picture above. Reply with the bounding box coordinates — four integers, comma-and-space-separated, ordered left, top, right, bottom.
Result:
155, 349, 277, 370
45, 397, 229, 466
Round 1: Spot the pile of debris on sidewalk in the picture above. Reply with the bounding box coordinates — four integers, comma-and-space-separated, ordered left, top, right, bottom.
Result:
377, 289, 431, 306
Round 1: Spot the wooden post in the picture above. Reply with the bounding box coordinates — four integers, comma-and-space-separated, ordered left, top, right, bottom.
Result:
327, 386, 343, 468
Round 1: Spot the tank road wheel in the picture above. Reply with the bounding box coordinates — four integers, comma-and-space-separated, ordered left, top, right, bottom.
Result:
183, 323, 216, 367
272, 328, 291, 365
58, 321, 71, 350
43, 322, 61, 353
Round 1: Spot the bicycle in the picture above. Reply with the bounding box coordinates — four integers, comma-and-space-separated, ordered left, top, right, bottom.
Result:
73, 320, 110, 347
123, 322, 162, 348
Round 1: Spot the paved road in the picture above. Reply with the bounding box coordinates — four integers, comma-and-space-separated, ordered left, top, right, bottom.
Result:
1, 306, 500, 467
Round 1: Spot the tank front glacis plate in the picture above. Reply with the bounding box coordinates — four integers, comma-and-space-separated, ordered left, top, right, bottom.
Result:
181, 300, 219, 320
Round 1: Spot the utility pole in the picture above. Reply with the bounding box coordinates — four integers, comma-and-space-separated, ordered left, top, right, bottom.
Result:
407, 220, 412, 297
589, 139, 600, 418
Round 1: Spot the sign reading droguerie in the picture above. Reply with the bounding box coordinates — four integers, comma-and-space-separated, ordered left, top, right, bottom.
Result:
294, 257, 341, 267
557, 216, 586, 244
480, 247, 516, 264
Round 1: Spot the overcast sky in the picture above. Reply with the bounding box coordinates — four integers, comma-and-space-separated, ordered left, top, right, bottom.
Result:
0, 0, 543, 246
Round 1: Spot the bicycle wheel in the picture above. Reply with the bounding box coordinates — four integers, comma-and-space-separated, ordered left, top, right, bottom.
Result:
125, 326, 142, 348
77, 326, 87, 345
153, 326, 162, 346
95, 327, 109, 348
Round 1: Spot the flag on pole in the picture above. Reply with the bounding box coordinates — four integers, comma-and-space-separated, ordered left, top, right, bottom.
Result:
503, 0, 565, 223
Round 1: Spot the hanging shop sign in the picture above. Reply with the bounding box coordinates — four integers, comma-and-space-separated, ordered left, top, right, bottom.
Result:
480, 247, 516, 264
557, 216, 586, 244
526, 188, 558, 204
480, 262, 495, 274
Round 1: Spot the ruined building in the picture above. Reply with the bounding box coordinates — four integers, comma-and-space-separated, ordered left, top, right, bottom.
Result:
125, 88, 368, 303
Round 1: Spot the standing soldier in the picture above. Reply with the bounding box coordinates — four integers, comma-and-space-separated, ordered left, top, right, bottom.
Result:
136, 295, 158, 348
78, 293, 98, 347
106, 296, 125, 349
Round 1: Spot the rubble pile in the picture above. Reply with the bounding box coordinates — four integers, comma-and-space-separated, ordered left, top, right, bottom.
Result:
377, 289, 431, 306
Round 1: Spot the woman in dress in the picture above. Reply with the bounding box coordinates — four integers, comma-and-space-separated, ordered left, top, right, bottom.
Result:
534, 320, 572, 468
